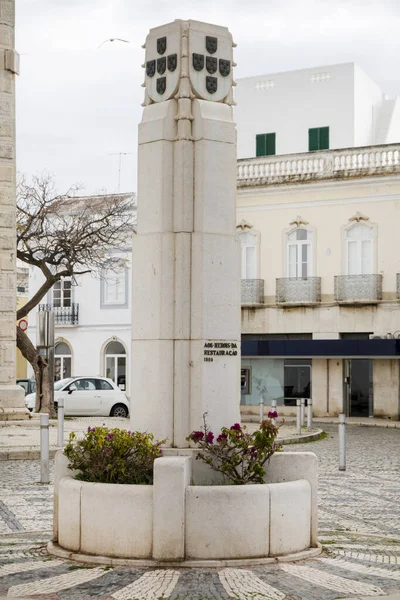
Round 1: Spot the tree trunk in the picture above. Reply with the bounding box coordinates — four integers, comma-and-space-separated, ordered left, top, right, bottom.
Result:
16, 327, 55, 417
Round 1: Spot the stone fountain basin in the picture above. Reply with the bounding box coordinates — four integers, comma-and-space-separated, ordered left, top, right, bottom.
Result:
51, 451, 319, 565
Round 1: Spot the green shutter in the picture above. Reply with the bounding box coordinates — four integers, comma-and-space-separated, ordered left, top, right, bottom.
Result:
256, 134, 267, 157
308, 128, 319, 152
319, 126, 329, 150
266, 133, 276, 156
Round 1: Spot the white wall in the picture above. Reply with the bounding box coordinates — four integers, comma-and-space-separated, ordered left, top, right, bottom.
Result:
235, 63, 356, 159
353, 64, 383, 147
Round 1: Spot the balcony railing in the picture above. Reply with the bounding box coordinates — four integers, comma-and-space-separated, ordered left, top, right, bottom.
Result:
397, 274, 400, 300
276, 277, 321, 305
237, 143, 400, 186
334, 275, 382, 304
241, 279, 264, 305
38, 303, 79, 326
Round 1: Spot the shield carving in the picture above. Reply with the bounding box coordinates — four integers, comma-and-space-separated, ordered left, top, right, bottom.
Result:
167, 54, 177, 72
157, 57, 166, 75
206, 76, 217, 94
145, 23, 180, 102
192, 53, 204, 71
206, 36, 218, 54
219, 59, 231, 77
157, 77, 166, 95
157, 36, 167, 55
146, 60, 155, 77
206, 56, 217, 74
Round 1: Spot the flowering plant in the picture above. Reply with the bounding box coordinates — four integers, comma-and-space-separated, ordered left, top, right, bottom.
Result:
186, 415, 281, 485
64, 426, 165, 485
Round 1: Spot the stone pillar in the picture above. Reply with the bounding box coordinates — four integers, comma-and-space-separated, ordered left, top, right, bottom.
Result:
0, 0, 28, 420
131, 20, 240, 446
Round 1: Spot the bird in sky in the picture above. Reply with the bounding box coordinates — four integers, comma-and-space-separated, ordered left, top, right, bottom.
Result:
98, 38, 130, 48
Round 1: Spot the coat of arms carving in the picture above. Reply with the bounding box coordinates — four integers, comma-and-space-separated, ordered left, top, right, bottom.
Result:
157, 37, 167, 55
206, 36, 217, 54
206, 56, 217, 74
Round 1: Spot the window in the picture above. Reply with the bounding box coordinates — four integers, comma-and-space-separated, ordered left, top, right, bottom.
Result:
308, 127, 329, 151
286, 228, 313, 277
284, 359, 312, 406
69, 378, 96, 391
53, 279, 72, 307
96, 379, 114, 391
104, 341, 127, 390
54, 342, 72, 381
102, 268, 127, 307
256, 133, 276, 157
345, 224, 374, 275
238, 231, 258, 279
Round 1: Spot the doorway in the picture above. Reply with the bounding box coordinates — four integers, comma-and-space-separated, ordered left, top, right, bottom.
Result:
344, 359, 373, 417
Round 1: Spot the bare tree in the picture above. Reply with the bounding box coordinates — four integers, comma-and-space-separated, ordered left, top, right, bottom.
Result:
16, 173, 136, 415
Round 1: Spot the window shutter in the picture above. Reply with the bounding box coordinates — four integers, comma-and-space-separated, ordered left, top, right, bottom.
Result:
308, 128, 319, 151
319, 126, 329, 150
266, 133, 276, 156
256, 134, 267, 157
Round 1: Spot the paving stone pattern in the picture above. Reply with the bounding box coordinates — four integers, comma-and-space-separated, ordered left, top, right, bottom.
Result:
0, 424, 398, 599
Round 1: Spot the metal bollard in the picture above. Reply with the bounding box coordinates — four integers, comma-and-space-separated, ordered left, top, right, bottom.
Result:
307, 398, 313, 431
300, 398, 305, 426
259, 398, 264, 423
57, 398, 64, 448
296, 398, 301, 435
271, 399, 277, 425
40, 413, 50, 484
339, 413, 346, 471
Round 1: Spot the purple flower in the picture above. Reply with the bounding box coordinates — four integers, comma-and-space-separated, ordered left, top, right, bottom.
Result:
230, 423, 242, 431
206, 431, 214, 444
217, 432, 228, 443
268, 411, 278, 419
159, 449, 163, 455
104, 448, 110, 453
190, 431, 204, 442
87, 426, 92, 432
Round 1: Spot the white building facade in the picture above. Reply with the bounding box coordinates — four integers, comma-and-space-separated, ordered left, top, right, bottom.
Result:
27, 193, 135, 395
236, 63, 400, 419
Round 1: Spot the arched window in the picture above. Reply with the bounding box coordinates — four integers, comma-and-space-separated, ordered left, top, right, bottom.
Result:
238, 231, 258, 279
345, 223, 374, 275
286, 228, 313, 277
104, 341, 127, 391
54, 341, 72, 381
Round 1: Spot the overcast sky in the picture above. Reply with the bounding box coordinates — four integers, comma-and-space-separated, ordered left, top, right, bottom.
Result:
15, 0, 400, 196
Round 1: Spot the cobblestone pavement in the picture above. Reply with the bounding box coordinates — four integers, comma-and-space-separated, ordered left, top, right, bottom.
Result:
0, 424, 398, 599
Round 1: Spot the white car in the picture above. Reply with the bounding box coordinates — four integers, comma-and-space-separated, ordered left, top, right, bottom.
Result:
25, 376, 129, 418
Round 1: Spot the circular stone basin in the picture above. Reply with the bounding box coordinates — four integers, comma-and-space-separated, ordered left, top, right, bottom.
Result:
53, 451, 319, 564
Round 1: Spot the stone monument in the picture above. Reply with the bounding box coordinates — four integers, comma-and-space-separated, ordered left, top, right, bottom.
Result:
131, 20, 241, 446
0, 0, 28, 420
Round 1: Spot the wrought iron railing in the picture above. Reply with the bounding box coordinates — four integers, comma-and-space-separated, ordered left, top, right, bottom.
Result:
397, 274, 400, 300
334, 275, 382, 303
38, 303, 79, 325
276, 277, 321, 304
241, 279, 264, 305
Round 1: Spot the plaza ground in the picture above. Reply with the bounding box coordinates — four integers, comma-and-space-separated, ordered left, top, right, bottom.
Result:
0, 422, 399, 599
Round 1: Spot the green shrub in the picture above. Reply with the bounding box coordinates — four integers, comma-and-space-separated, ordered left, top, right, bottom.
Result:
186, 415, 281, 485
64, 426, 165, 485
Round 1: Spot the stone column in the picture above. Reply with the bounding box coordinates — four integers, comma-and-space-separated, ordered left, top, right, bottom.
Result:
131, 20, 240, 446
0, 0, 28, 420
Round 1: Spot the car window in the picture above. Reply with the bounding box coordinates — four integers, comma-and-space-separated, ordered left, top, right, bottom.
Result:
96, 379, 113, 391
17, 381, 29, 395
56, 378, 73, 391
69, 379, 97, 391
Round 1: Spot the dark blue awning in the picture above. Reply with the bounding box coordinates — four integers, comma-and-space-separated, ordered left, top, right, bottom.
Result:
241, 338, 400, 358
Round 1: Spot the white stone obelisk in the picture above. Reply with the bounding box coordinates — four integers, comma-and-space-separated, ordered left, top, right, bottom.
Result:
131, 20, 240, 446
0, 0, 28, 420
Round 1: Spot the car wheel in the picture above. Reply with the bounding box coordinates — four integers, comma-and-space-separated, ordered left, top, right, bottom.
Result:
110, 404, 129, 418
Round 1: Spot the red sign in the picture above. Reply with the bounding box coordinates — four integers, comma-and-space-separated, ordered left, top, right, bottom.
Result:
18, 319, 28, 331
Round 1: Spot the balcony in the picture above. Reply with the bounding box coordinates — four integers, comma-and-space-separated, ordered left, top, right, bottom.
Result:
237, 143, 400, 187
276, 277, 321, 306
38, 303, 79, 326
397, 274, 400, 299
334, 275, 382, 304
241, 279, 264, 306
